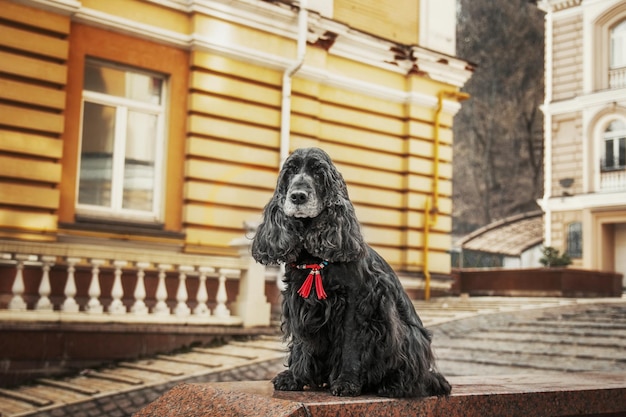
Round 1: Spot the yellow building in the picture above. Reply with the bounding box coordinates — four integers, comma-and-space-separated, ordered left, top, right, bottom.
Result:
0, 2, 473, 386
0, 0, 472, 286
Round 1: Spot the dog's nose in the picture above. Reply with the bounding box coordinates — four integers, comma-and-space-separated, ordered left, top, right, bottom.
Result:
289, 190, 308, 205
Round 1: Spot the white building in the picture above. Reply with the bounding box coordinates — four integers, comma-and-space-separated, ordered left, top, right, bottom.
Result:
538, 0, 626, 281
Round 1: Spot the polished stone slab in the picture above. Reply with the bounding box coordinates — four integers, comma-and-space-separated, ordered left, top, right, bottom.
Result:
133, 373, 626, 417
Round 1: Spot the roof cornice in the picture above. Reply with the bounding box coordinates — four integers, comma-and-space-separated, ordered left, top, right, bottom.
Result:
537, 0, 583, 13
12, 0, 473, 110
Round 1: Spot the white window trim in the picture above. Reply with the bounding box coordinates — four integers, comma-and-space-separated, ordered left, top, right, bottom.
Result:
610, 20, 626, 69
76, 69, 168, 223
603, 122, 626, 170
592, 114, 626, 192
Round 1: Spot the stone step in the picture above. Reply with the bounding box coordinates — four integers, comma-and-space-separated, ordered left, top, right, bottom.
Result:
435, 359, 565, 377
531, 320, 626, 330
498, 322, 626, 337
438, 337, 624, 362
435, 346, 623, 373
413, 296, 583, 326
0, 338, 286, 417
456, 331, 626, 349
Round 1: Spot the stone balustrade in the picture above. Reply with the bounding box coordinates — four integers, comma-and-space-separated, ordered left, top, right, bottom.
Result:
609, 66, 626, 89
0, 237, 272, 328
600, 168, 626, 192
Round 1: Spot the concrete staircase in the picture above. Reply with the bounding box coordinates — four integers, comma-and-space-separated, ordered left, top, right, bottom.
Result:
430, 298, 626, 376
0, 338, 287, 417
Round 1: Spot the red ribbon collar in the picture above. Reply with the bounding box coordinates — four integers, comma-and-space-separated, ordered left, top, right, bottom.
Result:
292, 261, 329, 300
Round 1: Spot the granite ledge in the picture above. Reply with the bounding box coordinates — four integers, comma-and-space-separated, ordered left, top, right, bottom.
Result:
133, 373, 626, 417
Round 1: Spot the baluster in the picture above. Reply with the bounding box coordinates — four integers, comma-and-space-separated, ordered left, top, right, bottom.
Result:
62, 257, 81, 313
213, 268, 232, 318
8, 254, 33, 311
174, 265, 193, 317
86, 259, 105, 314
276, 264, 286, 292
231, 234, 271, 326
194, 266, 214, 316
153, 264, 171, 316
131, 262, 150, 315
108, 260, 127, 314
35, 256, 56, 311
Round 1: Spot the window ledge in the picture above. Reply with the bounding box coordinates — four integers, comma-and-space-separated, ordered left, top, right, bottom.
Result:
60, 216, 185, 242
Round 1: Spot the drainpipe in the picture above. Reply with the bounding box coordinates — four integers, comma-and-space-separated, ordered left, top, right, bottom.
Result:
423, 90, 469, 301
541, 9, 554, 247
280, 0, 308, 168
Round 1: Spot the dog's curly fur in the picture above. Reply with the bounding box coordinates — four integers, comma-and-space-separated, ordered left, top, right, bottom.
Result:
252, 147, 451, 398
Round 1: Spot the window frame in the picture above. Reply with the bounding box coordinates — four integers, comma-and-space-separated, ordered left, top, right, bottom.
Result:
59, 23, 189, 237
566, 222, 582, 259
610, 20, 626, 70
593, 5, 626, 91
601, 120, 626, 172
76, 60, 168, 222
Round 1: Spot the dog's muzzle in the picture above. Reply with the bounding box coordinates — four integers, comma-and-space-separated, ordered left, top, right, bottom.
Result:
283, 174, 322, 218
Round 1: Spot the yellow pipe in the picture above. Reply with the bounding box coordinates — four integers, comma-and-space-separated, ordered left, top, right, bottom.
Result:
423, 90, 469, 301
423, 196, 432, 300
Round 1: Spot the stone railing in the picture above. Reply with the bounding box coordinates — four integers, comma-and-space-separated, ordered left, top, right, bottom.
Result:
609, 66, 626, 89
600, 168, 626, 192
0, 236, 272, 328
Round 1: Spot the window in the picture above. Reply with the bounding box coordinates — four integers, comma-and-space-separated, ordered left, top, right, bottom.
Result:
566, 222, 582, 259
610, 20, 626, 70
77, 60, 167, 221
601, 120, 626, 171
610, 19, 626, 88
593, 5, 626, 90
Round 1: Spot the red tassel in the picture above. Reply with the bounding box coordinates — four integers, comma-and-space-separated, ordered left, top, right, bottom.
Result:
295, 262, 327, 299
314, 271, 327, 299
297, 272, 315, 298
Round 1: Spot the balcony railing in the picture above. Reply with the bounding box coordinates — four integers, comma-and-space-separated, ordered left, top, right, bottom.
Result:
609, 66, 626, 89
0, 234, 273, 327
600, 167, 626, 191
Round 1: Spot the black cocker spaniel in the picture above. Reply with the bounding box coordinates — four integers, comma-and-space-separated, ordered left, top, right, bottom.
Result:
252, 147, 450, 398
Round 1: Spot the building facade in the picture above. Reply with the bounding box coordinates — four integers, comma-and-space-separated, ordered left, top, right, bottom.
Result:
0, 0, 471, 277
539, 0, 626, 279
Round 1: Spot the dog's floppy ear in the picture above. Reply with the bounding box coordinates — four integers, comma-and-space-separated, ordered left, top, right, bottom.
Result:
251, 162, 303, 265
304, 196, 366, 262
304, 160, 367, 263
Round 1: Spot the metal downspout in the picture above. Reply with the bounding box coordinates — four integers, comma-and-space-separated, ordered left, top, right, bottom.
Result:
541, 9, 553, 246
279, 0, 308, 168
423, 91, 469, 300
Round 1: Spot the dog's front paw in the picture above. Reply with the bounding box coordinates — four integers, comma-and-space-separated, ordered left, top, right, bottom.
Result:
427, 371, 452, 397
272, 370, 304, 391
330, 379, 361, 397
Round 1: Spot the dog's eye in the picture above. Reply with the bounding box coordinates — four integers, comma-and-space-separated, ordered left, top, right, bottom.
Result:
285, 156, 303, 170
312, 167, 324, 181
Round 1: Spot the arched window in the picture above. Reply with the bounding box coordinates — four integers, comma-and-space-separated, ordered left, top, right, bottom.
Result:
611, 20, 626, 69
602, 120, 626, 171
566, 222, 582, 259
594, 5, 626, 90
